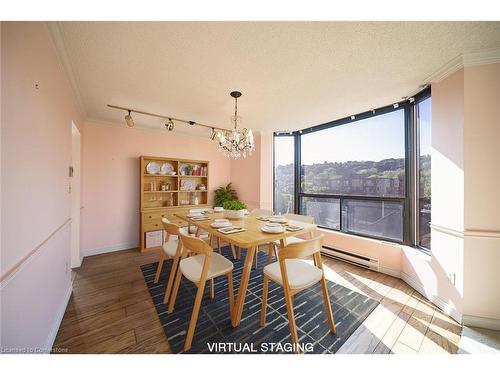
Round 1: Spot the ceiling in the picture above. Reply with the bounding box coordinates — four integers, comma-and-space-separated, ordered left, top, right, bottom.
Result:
52, 21, 500, 136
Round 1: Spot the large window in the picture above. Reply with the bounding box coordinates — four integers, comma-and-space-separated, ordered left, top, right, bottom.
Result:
301, 110, 406, 198
273, 88, 431, 247
273, 136, 295, 214
299, 109, 407, 242
417, 97, 432, 249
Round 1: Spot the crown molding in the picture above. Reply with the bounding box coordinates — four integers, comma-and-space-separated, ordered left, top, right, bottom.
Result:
46, 21, 87, 120
424, 47, 500, 84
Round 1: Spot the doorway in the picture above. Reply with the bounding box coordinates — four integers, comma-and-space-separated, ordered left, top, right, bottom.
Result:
70, 122, 81, 268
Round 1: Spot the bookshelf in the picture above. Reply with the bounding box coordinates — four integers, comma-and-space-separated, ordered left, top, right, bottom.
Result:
139, 155, 210, 252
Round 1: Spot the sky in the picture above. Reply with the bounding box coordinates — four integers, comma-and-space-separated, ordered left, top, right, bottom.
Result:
275, 98, 432, 166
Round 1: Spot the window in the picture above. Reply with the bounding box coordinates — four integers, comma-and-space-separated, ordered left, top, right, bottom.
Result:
273, 87, 431, 248
301, 110, 406, 197
342, 199, 403, 241
273, 136, 295, 214
299, 109, 407, 241
417, 97, 432, 249
300, 197, 340, 230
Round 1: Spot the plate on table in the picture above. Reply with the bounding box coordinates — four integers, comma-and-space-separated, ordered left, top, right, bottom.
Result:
268, 216, 288, 224
210, 221, 232, 229
261, 224, 285, 234
160, 162, 174, 175
146, 161, 160, 174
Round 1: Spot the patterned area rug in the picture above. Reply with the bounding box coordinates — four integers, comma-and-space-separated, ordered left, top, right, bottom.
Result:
140, 246, 378, 354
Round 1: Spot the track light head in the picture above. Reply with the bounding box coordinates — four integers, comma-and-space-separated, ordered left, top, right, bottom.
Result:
124, 110, 134, 127
210, 128, 217, 140
165, 118, 174, 131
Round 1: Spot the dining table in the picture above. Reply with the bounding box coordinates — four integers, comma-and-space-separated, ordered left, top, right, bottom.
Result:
175, 211, 317, 327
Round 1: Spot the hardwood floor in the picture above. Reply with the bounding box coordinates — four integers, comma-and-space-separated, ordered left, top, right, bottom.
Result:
53, 247, 462, 354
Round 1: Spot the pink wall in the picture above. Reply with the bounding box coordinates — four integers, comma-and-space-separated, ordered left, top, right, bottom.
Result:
462, 63, 500, 323
229, 132, 262, 210
81, 122, 231, 254
1, 22, 83, 349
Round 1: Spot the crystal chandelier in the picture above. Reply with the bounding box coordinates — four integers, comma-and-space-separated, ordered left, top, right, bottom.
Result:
216, 91, 255, 158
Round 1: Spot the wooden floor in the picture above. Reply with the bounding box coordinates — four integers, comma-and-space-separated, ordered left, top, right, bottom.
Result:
53, 247, 462, 354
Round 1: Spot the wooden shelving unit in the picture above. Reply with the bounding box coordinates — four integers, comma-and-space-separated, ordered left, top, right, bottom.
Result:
139, 155, 210, 252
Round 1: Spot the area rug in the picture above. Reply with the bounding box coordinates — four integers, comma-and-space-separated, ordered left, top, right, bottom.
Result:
140, 246, 378, 354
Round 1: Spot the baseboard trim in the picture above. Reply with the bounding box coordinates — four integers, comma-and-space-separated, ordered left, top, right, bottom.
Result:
83, 242, 138, 257
378, 265, 401, 279
400, 271, 462, 324
463, 315, 500, 331
44, 280, 73, 353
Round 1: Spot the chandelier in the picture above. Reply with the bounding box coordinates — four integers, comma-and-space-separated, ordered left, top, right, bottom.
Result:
216, 91, 255, 158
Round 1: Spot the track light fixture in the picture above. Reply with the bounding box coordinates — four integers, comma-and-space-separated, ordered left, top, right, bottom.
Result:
124, 110, 134, 127
165, 118, 174, 131
210, 128, 217, 140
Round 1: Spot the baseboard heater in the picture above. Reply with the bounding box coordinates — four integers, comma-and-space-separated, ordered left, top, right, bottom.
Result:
321, 245, 379, 272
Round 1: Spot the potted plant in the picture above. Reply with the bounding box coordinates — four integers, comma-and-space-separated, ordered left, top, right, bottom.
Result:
223, 199, 247, 219
214, 183, 238, 207
185, 164, 194, 176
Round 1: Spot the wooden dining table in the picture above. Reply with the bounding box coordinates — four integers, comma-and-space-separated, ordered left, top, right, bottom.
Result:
175, 211, 317, 327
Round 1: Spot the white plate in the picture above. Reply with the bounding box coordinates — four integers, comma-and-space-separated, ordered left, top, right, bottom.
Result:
161, 162, 174, 174
261, 225, 285, 234
146, 161, 160, 174
268, 216, 288, 224
214, 219, 229, 223
211, 222, 233, 229
214, 207, 224, 212
181, 180, 195, 190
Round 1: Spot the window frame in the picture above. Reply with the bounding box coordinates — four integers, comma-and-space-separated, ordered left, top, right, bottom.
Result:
272, 132, 297, 215
414, 89, 432, 252
273, 87, 431, 248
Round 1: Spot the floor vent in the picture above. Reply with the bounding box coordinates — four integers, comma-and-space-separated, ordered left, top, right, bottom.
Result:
321, 245, 379, 272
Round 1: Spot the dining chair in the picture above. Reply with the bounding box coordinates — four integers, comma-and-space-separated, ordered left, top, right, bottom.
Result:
272, 213, 315, 250
260, 235, 335, 353
167, 232, 235, 352
155, 218, 217, 305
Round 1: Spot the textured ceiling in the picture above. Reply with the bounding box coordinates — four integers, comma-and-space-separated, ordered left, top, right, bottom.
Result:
53, 21, 500, 135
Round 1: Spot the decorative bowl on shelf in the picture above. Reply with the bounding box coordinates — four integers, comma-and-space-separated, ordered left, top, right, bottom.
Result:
168, 171, 177, 176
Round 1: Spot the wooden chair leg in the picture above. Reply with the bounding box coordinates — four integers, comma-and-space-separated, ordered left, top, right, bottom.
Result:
210, 278, 215, 300
260, 275, 269, 327
163, 254, 180, 304
319, 277, 336, 334
154, 252, 166, 283
217, 237, 221, 253
230, 243, 237, 260
184, 279, 207, 352
167, 268, 183, 314
267, 243, 274, 264
283, 287, 300, 352
237, 247, 241, 259
254, 249, 258, 269
227, 272, 234, 316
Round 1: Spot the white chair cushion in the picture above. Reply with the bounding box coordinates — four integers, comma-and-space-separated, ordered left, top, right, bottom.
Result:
180, 253, 234, 283
162, 239, 180, 258
273, 236, 305, 248
264, 259, 323, 290
179, 253, 233, 283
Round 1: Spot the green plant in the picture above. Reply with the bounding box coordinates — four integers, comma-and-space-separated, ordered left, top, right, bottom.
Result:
214, 182, 238, 206
222, 199, 246, 211
185, 164, 194, 175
